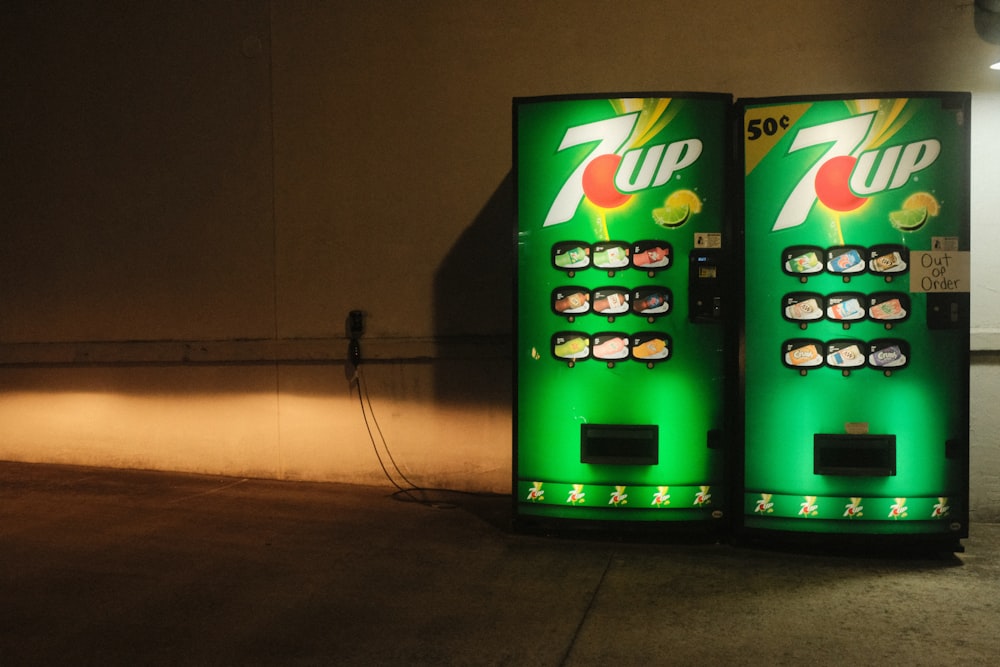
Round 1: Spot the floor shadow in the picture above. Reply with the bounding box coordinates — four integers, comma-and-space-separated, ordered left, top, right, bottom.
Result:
388, 487, 514, 533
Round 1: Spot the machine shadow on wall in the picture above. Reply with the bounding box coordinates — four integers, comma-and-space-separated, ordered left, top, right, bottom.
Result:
432, 172, 513, 405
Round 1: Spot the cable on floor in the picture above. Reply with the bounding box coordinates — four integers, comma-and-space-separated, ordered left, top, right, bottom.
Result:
354, 365, 507, 509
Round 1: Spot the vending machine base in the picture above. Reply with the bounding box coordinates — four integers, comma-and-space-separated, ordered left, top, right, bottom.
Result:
734, 527, 965, 556
513, 511, 727, 544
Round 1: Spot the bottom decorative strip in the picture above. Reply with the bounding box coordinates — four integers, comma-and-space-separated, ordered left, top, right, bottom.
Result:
745, 492, 960, 522
517, 480, 719, 511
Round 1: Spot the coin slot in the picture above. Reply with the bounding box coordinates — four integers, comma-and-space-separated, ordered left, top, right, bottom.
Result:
689, 249, 723, 323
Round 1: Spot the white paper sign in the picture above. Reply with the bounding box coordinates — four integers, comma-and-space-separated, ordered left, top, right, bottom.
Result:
909, 251, 970, 293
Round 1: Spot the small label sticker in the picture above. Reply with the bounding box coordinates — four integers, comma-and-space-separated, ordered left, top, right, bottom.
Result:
694, 232, 722, 248
931, 237, 959, 251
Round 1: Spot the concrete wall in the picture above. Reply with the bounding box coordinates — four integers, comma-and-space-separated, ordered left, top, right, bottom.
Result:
1, 1, 997, 518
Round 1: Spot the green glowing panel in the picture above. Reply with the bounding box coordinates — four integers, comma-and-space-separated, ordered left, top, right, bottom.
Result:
514, 94, 731, 525
740, 93, 970, 538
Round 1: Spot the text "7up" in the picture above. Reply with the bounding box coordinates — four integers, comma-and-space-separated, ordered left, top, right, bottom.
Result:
772, 113, 940, 231
544, 113, 702, 227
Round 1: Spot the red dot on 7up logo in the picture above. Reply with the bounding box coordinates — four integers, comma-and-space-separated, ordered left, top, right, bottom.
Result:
544, 113, 703, 227
772, 113, 941, 231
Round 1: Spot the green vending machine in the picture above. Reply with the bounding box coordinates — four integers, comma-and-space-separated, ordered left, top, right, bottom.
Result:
514, 93, 732, 532
737, 93, 970, 550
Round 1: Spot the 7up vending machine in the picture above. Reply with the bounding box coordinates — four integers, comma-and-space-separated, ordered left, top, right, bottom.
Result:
514, 93, 732, 532
738, 93, 970, 550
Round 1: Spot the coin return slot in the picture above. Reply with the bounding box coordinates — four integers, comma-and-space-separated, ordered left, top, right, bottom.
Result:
814, 434, 896, 476
581, 424, 658, 465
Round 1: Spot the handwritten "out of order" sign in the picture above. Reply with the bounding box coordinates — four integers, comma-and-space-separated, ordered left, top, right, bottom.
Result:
909, 251, 970, 293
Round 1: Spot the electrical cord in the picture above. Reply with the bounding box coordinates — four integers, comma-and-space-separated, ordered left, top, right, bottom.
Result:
358, 365, 421, 491
355, 364, 485, 509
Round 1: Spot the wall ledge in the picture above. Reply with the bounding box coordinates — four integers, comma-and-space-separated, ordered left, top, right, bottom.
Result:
2, 331, 993, 365
972, 329, 1000, 352
0, 336, 512, 366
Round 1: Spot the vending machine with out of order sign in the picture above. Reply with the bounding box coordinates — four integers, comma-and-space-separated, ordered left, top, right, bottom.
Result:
736, 92, 971, 550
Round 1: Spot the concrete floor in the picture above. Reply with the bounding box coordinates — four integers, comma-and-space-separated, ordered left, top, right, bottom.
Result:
1, 461, 997, 666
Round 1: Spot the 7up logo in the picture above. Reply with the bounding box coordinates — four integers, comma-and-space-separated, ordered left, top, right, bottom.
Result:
773, 112, 940, 231
543, 113, 702, 227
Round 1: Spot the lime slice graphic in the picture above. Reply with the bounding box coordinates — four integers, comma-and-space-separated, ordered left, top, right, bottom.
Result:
889, 207, 928, 231
902, 192, 939, 217
665, 189, 703, 213
652, 204, 690, 228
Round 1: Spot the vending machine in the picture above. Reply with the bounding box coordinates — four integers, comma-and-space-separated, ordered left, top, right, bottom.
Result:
514, 93, 732, 532
737, 93, 970, 550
